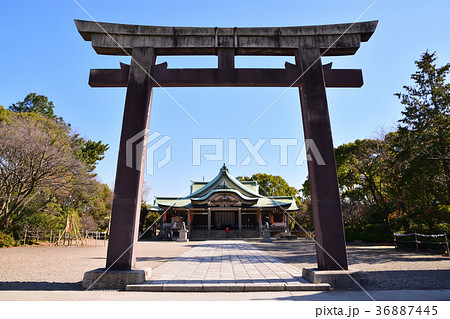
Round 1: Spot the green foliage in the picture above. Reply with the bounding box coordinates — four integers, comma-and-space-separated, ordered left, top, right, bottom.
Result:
290, 208, 314, 231
345, 224, 393, 242
1, 94, 112, 241
144, 211, 161, 230
24, 210, 63, 233
398, 223, 449, 236
9, 93, 55, 118
298, 51, 450, 242
334, 137, 395, 225
0, 105, 12, 123
433, 223, 450, 235
0, 231, 15, 247
78, 183, 113, 230
139, 203, 161, 238
237, 173, 308, 231
0, 114, 80, 231
237, 173, 298, 197
71, 134, 109, 173
392, 51, 450, 228
9, 94, 109, 172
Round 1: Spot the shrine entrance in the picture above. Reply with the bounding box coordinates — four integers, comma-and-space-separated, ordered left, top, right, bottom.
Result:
76, 19, 377, 273
213, 211, 236, 229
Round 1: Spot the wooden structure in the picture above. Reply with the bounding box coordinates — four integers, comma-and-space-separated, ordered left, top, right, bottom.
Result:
153, 164, 297, 239
75, 19, 377, 271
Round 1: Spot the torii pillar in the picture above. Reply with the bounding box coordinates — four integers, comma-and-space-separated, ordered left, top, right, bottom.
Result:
76, 19, 377, 289
296, 47, 347, 269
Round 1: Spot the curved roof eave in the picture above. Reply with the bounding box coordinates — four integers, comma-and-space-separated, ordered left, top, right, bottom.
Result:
191, 188, 258, 201
191, 189, 259, 204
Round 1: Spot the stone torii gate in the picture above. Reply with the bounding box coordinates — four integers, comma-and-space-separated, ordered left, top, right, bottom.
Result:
76, 20, 377, 287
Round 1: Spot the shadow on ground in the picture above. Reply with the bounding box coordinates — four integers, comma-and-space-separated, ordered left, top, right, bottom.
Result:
136, 256, 181, 263
251, 240, 450, 290
249, 289, 450, 301
0, 281, 82, 291
363, 269, 450, 290
252, 240, 449, 265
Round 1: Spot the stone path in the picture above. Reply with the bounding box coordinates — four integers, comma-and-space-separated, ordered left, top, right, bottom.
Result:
127, 241, 329, 292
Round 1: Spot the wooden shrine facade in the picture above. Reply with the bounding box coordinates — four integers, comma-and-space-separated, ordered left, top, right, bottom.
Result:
153, 164, 297, 240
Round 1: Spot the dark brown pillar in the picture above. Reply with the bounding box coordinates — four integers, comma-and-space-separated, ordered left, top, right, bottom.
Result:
106, 48, 155, 270
258, 210, 263, 238
238, 208, 242, 238
296, 47, 348, 270
207, 208, 211, 239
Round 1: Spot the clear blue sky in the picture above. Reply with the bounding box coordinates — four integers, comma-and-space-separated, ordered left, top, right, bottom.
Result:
1, 0, 449, 202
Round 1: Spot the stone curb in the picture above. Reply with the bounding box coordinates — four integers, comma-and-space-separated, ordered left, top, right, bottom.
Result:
126, 282, 330, 292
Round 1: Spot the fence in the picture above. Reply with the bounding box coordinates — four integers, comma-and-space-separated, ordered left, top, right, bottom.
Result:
393, 232, 450, 256
22, 229, 108, 247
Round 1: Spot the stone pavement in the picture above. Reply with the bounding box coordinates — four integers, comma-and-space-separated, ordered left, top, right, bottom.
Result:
127, 241, 329, 292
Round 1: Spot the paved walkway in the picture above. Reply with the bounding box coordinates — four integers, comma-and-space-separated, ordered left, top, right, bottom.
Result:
127, 241, 328, 292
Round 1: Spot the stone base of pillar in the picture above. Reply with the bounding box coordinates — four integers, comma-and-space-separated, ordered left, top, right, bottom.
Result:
302, 268, 368, 290
82, 268, 151, 290
177, 230, 189, 242
262, 230, 272, 242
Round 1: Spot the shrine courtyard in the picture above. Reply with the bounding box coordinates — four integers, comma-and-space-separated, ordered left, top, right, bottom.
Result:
0, 239, 449, 300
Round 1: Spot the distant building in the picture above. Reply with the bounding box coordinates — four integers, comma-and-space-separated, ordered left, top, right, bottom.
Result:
152, 164, 298, 239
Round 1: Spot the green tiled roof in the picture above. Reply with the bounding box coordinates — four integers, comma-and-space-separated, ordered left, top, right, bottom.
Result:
153, 165, 298, 212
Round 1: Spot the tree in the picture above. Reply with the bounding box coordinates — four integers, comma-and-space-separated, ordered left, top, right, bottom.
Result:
1, 95, 112, 239
393, 51, 449, 228
334, 137, 395, 224
297, 51, 449, 239
237, 173, 298, 197
9, 94, 109, 172
237, 173, 303, 230
0, 114, 86, 231
80, 214, 98, 231
77, 182, 113, 230
71, 134, 109, 173
9, 93, 55, 118
140, 203, 160, 238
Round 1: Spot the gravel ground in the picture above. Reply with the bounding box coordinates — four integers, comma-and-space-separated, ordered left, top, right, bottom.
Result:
251, 239, 450, 290
0, 241, 196, 290
0, 239, 448, 291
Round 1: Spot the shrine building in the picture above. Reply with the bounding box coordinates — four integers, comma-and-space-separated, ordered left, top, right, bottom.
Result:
152, 164, 298, 239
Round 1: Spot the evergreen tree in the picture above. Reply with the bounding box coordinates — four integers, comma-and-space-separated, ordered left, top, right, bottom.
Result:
393, 51, 449, 227
9, 93, 55, 118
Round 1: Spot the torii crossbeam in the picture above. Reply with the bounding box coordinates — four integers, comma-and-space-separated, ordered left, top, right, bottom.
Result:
76, 20, 377, 276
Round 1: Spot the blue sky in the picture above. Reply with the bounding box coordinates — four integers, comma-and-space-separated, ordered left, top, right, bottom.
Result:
1, 0, 449, 202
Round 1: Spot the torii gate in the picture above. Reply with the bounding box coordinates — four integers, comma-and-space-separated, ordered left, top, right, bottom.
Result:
76, 20, 377, 276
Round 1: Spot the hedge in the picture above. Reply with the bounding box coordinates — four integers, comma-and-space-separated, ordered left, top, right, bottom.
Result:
0, 231, 16, 247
